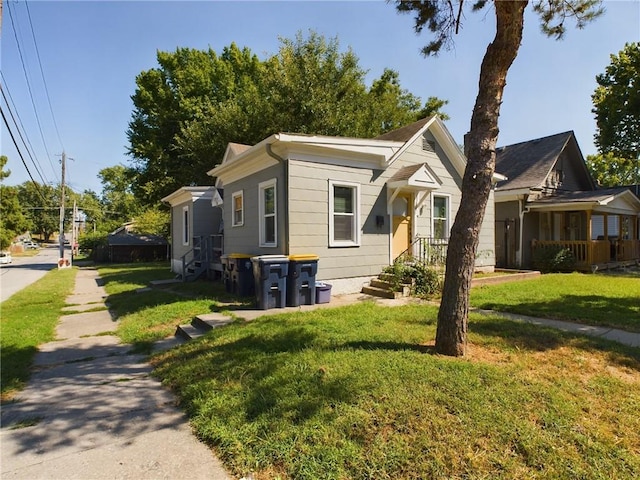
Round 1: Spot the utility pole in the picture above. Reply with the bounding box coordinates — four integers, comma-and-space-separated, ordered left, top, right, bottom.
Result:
58, 151, 66, 262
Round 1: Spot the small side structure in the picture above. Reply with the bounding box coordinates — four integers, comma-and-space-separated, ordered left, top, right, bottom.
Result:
162, 186, 224, 281
208, 116, 499, 294
494, 131, 640, 270
104, 230, 168, 263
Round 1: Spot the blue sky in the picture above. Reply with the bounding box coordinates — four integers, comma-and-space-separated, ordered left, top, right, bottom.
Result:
2, 0, 639, 195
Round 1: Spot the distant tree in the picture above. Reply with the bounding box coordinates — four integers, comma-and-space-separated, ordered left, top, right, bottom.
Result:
132, 207, 170, 238
592, 42, 640, 159
0, 157, 30, 249
586, 152, 637, 187
127, 32, 448, 206
0, 155, 11, 180
76, 190, 105, 234
98, 165, 141, 229
590, 42, 639, 187
16, 181, 74, 241
395, 0, 602, 356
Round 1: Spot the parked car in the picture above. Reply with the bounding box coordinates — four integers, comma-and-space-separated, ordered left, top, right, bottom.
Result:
0, 252, 12, 264
24, 241, 39, 249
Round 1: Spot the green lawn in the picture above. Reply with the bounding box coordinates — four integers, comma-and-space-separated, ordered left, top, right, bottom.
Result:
1, 267, 76, 399
153, 303, 640, 479
470, 272, 640, 332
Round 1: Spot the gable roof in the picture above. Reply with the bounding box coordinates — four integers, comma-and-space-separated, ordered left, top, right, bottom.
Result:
161, 186, 216, 205
374, 116, 433, 142
495, 131, 576, 191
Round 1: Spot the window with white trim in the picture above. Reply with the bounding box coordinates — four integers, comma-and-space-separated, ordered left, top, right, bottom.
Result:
329, 180, 360, 247
182, 206, 190, 246
232, 191, 244, 227
259, 179, 277, 247
432, 194, 450, 240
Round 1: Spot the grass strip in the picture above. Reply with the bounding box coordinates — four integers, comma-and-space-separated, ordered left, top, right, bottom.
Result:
1, 267, 76, 400
470, 272, 640, 332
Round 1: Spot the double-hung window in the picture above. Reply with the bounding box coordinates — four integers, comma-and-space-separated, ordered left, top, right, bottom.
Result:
432, 194, 450, 240
259, 179, 277, 247
182, 206, 190, 246
232, 191, 244, 227
329, 180, 360, 247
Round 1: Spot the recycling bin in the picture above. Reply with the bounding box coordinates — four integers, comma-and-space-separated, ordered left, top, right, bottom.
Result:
220, 254, 231, 292
252, 255, 289, 310
229, 253, 254, 297
287, 254, 319, 307
315, 282, 332, 304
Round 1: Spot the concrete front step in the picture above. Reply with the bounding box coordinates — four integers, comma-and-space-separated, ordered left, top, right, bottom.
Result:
175, 313, 234, 341
361, 285, 403, 299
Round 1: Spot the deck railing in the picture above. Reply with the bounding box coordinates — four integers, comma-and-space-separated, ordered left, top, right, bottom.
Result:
397, 236, 448, 268
533, 239, 640, 269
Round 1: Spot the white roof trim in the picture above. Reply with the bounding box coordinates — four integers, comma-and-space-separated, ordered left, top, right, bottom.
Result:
387, 164, 442, 191
161, 186, 215, 205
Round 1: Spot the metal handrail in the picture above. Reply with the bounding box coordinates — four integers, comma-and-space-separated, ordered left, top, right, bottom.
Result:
396, 236, 448, 267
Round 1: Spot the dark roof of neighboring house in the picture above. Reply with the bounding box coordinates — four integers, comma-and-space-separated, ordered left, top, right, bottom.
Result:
495, 131, 574, 191
528, 187, 633, 205
374, 116, 433, 142
107, 232, 167, 246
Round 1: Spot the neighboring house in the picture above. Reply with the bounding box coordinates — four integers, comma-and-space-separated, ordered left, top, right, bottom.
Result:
494, 131, 640, 270
207, 116, 498, 294
162, 186, 224, 280
98, 232, 168, 263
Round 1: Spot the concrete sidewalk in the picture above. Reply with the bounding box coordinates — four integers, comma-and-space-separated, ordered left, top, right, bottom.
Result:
1, 268, 231, 480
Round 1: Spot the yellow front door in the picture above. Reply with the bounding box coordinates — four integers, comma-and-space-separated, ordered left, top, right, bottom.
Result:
392, 193, 412, 259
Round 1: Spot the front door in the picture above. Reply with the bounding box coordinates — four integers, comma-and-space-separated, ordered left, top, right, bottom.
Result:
392, 193, 412, 259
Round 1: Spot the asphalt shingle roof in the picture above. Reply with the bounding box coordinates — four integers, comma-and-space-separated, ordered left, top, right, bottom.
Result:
374, 116, 433, 142
495, 131, 574, 191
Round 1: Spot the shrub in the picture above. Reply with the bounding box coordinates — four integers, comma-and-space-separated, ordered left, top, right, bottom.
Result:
532, 245, 576, 273
383, 259, 441, 297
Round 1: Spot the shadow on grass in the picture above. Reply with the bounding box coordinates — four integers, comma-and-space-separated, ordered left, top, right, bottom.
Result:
470, 316, 640, 371
473, 293, 640, 332
1, 344, 38, 401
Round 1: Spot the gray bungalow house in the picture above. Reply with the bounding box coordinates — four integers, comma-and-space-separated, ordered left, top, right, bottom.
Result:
494, 131, 640, 270
162, 186, 224, 280
207, 116, 497, 294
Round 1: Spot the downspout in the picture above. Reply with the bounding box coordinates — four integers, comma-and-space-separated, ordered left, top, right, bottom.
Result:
266, 142, 289, 253
518, 196, 530, 268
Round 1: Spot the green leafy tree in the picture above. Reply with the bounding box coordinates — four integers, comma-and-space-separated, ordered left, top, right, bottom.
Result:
127, 32, 448, 206
592, 42, 640, 160
590, 42, 640, 187
586, 152, 637, 187
98, 165, 141, 230
17, 181, 72, 242
132, 207, 170, 238
395, 0, 602, 356
0, 157, 30, 249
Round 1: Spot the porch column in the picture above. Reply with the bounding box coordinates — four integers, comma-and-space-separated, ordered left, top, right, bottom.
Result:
586, 210, 592, 265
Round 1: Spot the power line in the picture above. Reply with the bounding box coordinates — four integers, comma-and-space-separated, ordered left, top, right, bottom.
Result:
24, 0, 65, 152
0, 105, 48, 204
1, 82, 49, 185
5, 0, 55, 181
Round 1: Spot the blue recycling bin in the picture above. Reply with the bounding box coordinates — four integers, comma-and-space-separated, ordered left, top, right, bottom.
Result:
252, 255, 289, 310
220, 254, 231, 293
229, 253, 254, 297
287, 254, 319, 307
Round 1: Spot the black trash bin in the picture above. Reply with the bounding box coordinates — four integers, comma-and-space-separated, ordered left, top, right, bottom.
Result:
229, 254, 254, 297
287, 254, 319, 306
252, 255, 289, 309
220, 254, 231, 293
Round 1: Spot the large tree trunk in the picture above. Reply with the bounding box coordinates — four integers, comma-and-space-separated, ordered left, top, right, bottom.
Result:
435, 0, 528, 356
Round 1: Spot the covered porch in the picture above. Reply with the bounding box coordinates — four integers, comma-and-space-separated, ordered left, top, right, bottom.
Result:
528, 189, 640, 271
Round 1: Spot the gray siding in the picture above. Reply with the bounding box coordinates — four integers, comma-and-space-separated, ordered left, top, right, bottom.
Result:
223, 163, 286, 256
288, 134, 495, 281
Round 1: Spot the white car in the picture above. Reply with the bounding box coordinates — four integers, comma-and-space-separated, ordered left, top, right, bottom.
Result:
24, 241, 39, 249
0, 252, 12, 264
